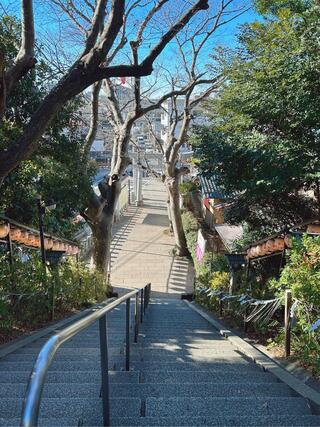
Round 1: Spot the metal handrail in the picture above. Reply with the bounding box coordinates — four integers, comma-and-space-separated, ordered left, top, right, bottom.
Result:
21, 283, 151, 427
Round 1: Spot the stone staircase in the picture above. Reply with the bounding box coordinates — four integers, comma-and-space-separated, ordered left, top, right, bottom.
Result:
1, 298, 320, 426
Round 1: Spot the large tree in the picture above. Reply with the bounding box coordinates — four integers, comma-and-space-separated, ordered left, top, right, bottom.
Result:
70, 0, 247, 278
192, 0, 320, 236
46, 0, 210, 280
152, 0, 248, 255
0, 15, 92, 237
0, 0, 209, 184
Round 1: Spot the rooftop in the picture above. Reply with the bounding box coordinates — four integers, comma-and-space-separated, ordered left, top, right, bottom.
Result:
199, 174, 227, 199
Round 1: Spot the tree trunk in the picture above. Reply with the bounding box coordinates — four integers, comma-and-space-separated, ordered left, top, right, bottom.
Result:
166, 176, 189, 256
166, 192, 173, 233
86, 178, 121, 295
91, 213, 113, 291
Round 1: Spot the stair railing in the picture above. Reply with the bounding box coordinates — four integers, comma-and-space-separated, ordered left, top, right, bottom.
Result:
20, 283, 152, 427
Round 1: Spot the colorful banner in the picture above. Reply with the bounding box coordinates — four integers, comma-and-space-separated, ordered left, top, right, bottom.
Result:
196, 230, 206, 262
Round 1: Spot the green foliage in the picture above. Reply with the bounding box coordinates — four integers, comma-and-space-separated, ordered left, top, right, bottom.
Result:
181, 210, 229, 288
0, 15, 94, 239
210, 271, 230, 291
181, 210, 198, 234
192, 0, 320, 233
270, 235, 320, 305
269, 235, 320, 373
179, 181, 198, 194
254, 0, 311, 14
0, 251, 106, 334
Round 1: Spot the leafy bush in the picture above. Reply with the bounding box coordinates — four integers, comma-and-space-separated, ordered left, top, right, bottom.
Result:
269, 235, 320, 373
0, 250, 106, 336
179, 181, 198, 195
181, 210, 198, 233
210, 271, 230, 291
181, 210, 229, 288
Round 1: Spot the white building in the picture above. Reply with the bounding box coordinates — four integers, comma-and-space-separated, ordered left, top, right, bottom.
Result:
160, 97, 209, 152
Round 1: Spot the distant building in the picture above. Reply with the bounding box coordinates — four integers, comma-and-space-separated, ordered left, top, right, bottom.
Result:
199, 174, 243, 253
160, 98, 208, 154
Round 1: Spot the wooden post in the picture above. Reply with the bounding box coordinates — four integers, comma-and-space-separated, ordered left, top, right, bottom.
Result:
244, 305, 248, 333
6, 230, 13, 266
229, 270, 235, 295
245, 258, 251, 292
6, 227, 16, 309
279, 247, 286, 274
51, 267, 59, 321
219, 299, 223, 317
285, 289, 292, 358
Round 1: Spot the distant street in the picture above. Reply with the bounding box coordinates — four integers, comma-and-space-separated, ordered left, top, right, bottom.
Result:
110, 177, 194, 297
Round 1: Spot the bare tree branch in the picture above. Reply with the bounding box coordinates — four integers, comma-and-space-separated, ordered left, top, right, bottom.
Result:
82, 0, 107, 56
103, 79, 124, 126
51, 0, 88, 34
136, 0, 170, 46
83, 0, 95, 13
83, 81, 102, 160
89, 0, 125, 64
145, 115, 164, 155
4, 0, 35, 101
0, 0, 210, 182
139, 0, 209, 73
68, 0, 92, 24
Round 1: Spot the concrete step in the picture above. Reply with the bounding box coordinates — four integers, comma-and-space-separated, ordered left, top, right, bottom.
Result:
0, 417, 81, 426
0, 370, 139, 384
142, 322, 211, 328
132, 341, 236, 349
6, 346, 123, 355
132, 343, 236, 351
1, 349, 239, 363
135, 331, 222, 338
26, 339, 125, 348
137, 334, 229, 341
1, 382, 294, 399
145, 397, 311, 417
0, 358, 127, 371
0, 397, 140, 418
109, 415, 320, 426
2, 348, 124, 362
142, 370, 279, 384
133, 349, 242, 358
135, 353, 249, 363
129, 361, 261, 372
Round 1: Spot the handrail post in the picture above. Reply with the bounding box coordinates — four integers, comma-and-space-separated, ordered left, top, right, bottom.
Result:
20, 286, 152, 427
143, 287, 146, 315
99, 315, 110, 427
125, 298, 130, 371
147, 283, 151, 306
145, 284, 148, 309
134, 293, 139, 343
140, 288, 144, 323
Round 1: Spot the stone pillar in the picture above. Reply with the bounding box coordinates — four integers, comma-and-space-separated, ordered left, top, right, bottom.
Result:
132, 158, 138, 203
136, 164, 143, 206
229, 269, 236, 295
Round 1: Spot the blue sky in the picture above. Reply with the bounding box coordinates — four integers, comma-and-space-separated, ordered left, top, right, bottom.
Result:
0, 0, 260, 82
1, 1, 259, 48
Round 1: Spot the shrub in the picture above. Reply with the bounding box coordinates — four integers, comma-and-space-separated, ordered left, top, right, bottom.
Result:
0, 250, 106, 335
181, 210, 198, 234
269, 235, 320, 374
181, 210, 229, 289
179, 181, 198, 194
210, 271, 230, 291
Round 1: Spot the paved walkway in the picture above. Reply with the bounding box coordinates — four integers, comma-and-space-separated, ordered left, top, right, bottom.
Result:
1, 178, 318, 426
110, 178, 194, 297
